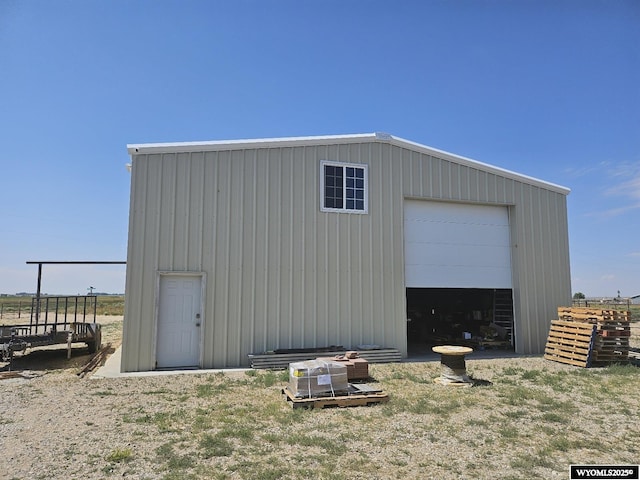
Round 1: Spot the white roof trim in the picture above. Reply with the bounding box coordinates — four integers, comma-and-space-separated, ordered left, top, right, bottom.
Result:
127, 133, 376, 155
385, 134, 570, 195
127, 132, 570, 195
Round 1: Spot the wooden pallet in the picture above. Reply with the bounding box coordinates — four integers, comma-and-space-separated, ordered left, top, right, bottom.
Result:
0, 371, 27, 380
629, 349, 640, 366
594, 339, 630, 347
558, 307, 631, 323
282, 384, 389, 409
544, 320, 596, 367
593, 352, 629, 360
552, 307, 635, 366
599, 328, 631, 337
249, 348, 401, 369
593, 351, 630, 365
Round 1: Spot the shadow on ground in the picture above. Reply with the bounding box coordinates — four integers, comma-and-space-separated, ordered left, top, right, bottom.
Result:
0, 343, 114, 373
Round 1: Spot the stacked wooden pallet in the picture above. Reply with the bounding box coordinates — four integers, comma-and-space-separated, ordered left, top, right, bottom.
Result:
546, 307, 631, 367
629, 349, 640, 366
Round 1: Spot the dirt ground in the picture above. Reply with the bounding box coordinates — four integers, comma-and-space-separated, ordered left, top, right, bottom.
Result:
0, 317, 638, 480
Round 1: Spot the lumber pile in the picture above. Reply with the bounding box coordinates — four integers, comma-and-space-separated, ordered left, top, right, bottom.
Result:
77, 342, 113, 378
248, 347, 401, 369
545, 307, 631, 367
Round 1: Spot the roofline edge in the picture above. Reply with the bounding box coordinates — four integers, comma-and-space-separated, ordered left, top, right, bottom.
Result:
127, 132, 570, 195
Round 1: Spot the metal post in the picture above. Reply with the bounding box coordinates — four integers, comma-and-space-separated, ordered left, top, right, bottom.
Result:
34, 263, 42, 331
44, 297, 49, 332
29, 298, 34, 334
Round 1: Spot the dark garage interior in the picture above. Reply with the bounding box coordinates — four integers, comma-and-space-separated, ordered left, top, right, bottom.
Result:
406, 288, 514, 356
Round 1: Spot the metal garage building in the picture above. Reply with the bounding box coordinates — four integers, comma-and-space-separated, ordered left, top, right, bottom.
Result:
121, 133, 571, 372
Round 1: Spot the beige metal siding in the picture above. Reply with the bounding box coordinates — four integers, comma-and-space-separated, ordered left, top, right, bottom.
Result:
509, 186, 571, 353
396, 144, 570, 354
122, 138, 570, 370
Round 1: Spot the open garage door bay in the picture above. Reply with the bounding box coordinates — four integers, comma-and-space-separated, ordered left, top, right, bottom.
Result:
403, 200, 515, 354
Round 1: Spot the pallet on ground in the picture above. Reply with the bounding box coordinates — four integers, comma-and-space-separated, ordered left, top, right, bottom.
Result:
593, 356, 629, 361
546, 321, 595, 344
543, 351, 591, 368
592, 358, 629, 365
282, 383, 389, 409
547, 307, 636, 367
628, 349, 640, 366
593, 349, 629, 358
544, 319, 596, 367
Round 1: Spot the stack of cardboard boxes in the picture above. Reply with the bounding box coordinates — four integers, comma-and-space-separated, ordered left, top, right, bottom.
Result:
288, 359, 349, 398
288, 354, 370, 398
317, 353, 369, 381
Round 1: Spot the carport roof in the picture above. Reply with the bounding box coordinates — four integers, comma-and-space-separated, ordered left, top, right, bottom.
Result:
127, 132, 570, 195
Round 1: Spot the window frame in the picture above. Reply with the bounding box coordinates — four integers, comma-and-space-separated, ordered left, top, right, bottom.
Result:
320, 160, 369, 214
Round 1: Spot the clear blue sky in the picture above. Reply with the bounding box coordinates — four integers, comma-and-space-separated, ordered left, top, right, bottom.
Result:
1, 1, 638, 297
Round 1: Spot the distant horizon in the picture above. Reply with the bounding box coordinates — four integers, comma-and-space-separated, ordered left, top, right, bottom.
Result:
1, 292, 125, 297
1, 291, 637, 300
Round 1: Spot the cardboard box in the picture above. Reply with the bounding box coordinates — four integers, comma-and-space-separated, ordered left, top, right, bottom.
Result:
349, 358, 369, 380
317, 356, 369, 380
288, 359, 349, 398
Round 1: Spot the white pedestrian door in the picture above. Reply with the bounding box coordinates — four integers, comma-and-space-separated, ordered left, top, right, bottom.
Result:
156, 275, 202, 369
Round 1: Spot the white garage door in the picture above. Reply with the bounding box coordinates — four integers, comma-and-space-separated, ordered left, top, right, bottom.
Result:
404, 200, 512, 288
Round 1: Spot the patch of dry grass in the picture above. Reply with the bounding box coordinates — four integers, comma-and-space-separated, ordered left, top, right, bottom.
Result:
1, 317, 639, 479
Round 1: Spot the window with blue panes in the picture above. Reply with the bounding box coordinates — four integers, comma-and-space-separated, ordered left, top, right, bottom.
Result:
320, 161, 368, 213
